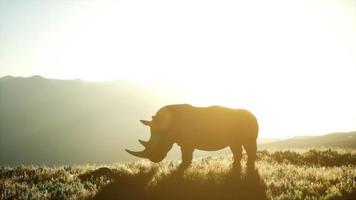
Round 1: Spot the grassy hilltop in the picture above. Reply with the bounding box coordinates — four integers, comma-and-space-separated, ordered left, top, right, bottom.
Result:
1, 148, 356, 200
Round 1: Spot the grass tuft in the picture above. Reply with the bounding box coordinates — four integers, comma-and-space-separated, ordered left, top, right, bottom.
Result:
1, 148, 355, 200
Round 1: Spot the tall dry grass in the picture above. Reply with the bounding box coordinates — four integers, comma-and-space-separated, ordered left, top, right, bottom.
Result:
1, 148, 355, 200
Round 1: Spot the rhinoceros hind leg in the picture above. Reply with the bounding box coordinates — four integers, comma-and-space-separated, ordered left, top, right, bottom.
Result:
244, 140, 257, 169
230, 144, 242, 170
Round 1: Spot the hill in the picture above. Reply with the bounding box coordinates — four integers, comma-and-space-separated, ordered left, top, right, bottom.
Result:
1, 76, 355, 165
0, 76, 174, 165
259, 131, 356, 149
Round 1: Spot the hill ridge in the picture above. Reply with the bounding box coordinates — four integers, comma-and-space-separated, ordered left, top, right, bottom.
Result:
259, 131, 356, 149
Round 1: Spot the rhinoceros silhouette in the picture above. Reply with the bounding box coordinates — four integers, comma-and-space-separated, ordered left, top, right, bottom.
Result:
126, 104, 259, 169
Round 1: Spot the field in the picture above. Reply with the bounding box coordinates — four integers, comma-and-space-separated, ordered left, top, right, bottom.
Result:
1, 149, 356, 200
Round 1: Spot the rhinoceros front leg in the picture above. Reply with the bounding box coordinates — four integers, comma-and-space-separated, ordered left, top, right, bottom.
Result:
230, 144, 242, 170
179, 147, 194, 169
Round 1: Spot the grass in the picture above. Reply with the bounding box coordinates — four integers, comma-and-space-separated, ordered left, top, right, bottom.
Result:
1, 148, 355, 200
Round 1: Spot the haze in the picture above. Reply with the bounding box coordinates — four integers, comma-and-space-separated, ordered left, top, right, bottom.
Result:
1, 0, 355, 138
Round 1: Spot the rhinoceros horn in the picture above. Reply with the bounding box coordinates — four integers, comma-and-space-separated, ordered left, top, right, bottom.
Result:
138, 139, 149, 147
140, 120, 151, 126
125, 149, 148, 158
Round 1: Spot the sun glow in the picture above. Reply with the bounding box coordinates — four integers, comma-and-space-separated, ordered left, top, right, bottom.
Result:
0, 0, 355, 137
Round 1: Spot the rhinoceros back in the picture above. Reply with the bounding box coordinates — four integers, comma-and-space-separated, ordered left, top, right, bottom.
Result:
161, 104, 258, 150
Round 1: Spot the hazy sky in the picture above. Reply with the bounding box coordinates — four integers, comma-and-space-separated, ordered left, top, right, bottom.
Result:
1, 0, 355, 137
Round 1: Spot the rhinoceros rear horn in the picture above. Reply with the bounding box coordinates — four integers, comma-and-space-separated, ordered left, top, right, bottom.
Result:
125, 149, 148, 158
140, 120, 151, 126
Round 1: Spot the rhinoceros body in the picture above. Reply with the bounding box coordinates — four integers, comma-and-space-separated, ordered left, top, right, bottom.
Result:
126, 104, 259, 169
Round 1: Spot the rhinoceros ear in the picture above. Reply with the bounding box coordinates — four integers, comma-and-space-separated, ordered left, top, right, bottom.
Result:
140, 120, 151, 126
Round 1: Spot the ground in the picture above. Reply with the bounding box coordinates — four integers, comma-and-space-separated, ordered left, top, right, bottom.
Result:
1, 148, 355, 200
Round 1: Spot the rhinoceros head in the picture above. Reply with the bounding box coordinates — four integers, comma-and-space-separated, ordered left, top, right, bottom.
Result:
126, 108, 174, 163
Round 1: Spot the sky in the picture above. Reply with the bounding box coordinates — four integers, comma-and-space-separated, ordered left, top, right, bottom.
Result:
0, 0, 356, 138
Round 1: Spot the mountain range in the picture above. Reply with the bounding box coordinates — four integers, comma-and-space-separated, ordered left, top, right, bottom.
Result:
259, 131, 356, 149
0, 76, 355, 165
0, 76, 173, 165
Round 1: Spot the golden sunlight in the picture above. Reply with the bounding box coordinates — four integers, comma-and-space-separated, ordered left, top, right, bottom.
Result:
1, 1, 356, 199
1, 0, 355, 138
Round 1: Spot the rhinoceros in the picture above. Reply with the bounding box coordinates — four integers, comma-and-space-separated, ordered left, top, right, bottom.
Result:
126, 104, 259, 169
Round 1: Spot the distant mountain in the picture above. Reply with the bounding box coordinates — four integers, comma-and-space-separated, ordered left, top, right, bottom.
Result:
257, 137, 281, 145
0, 76, 176, 165
1, 76, 355, 165
259, 131, 356, 149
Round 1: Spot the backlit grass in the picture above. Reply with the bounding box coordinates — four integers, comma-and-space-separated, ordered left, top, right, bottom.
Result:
1, 149, 355, 200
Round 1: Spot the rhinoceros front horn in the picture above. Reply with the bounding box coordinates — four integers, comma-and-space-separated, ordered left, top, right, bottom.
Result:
138, 139, 149, 147
125, 149, 148, 158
